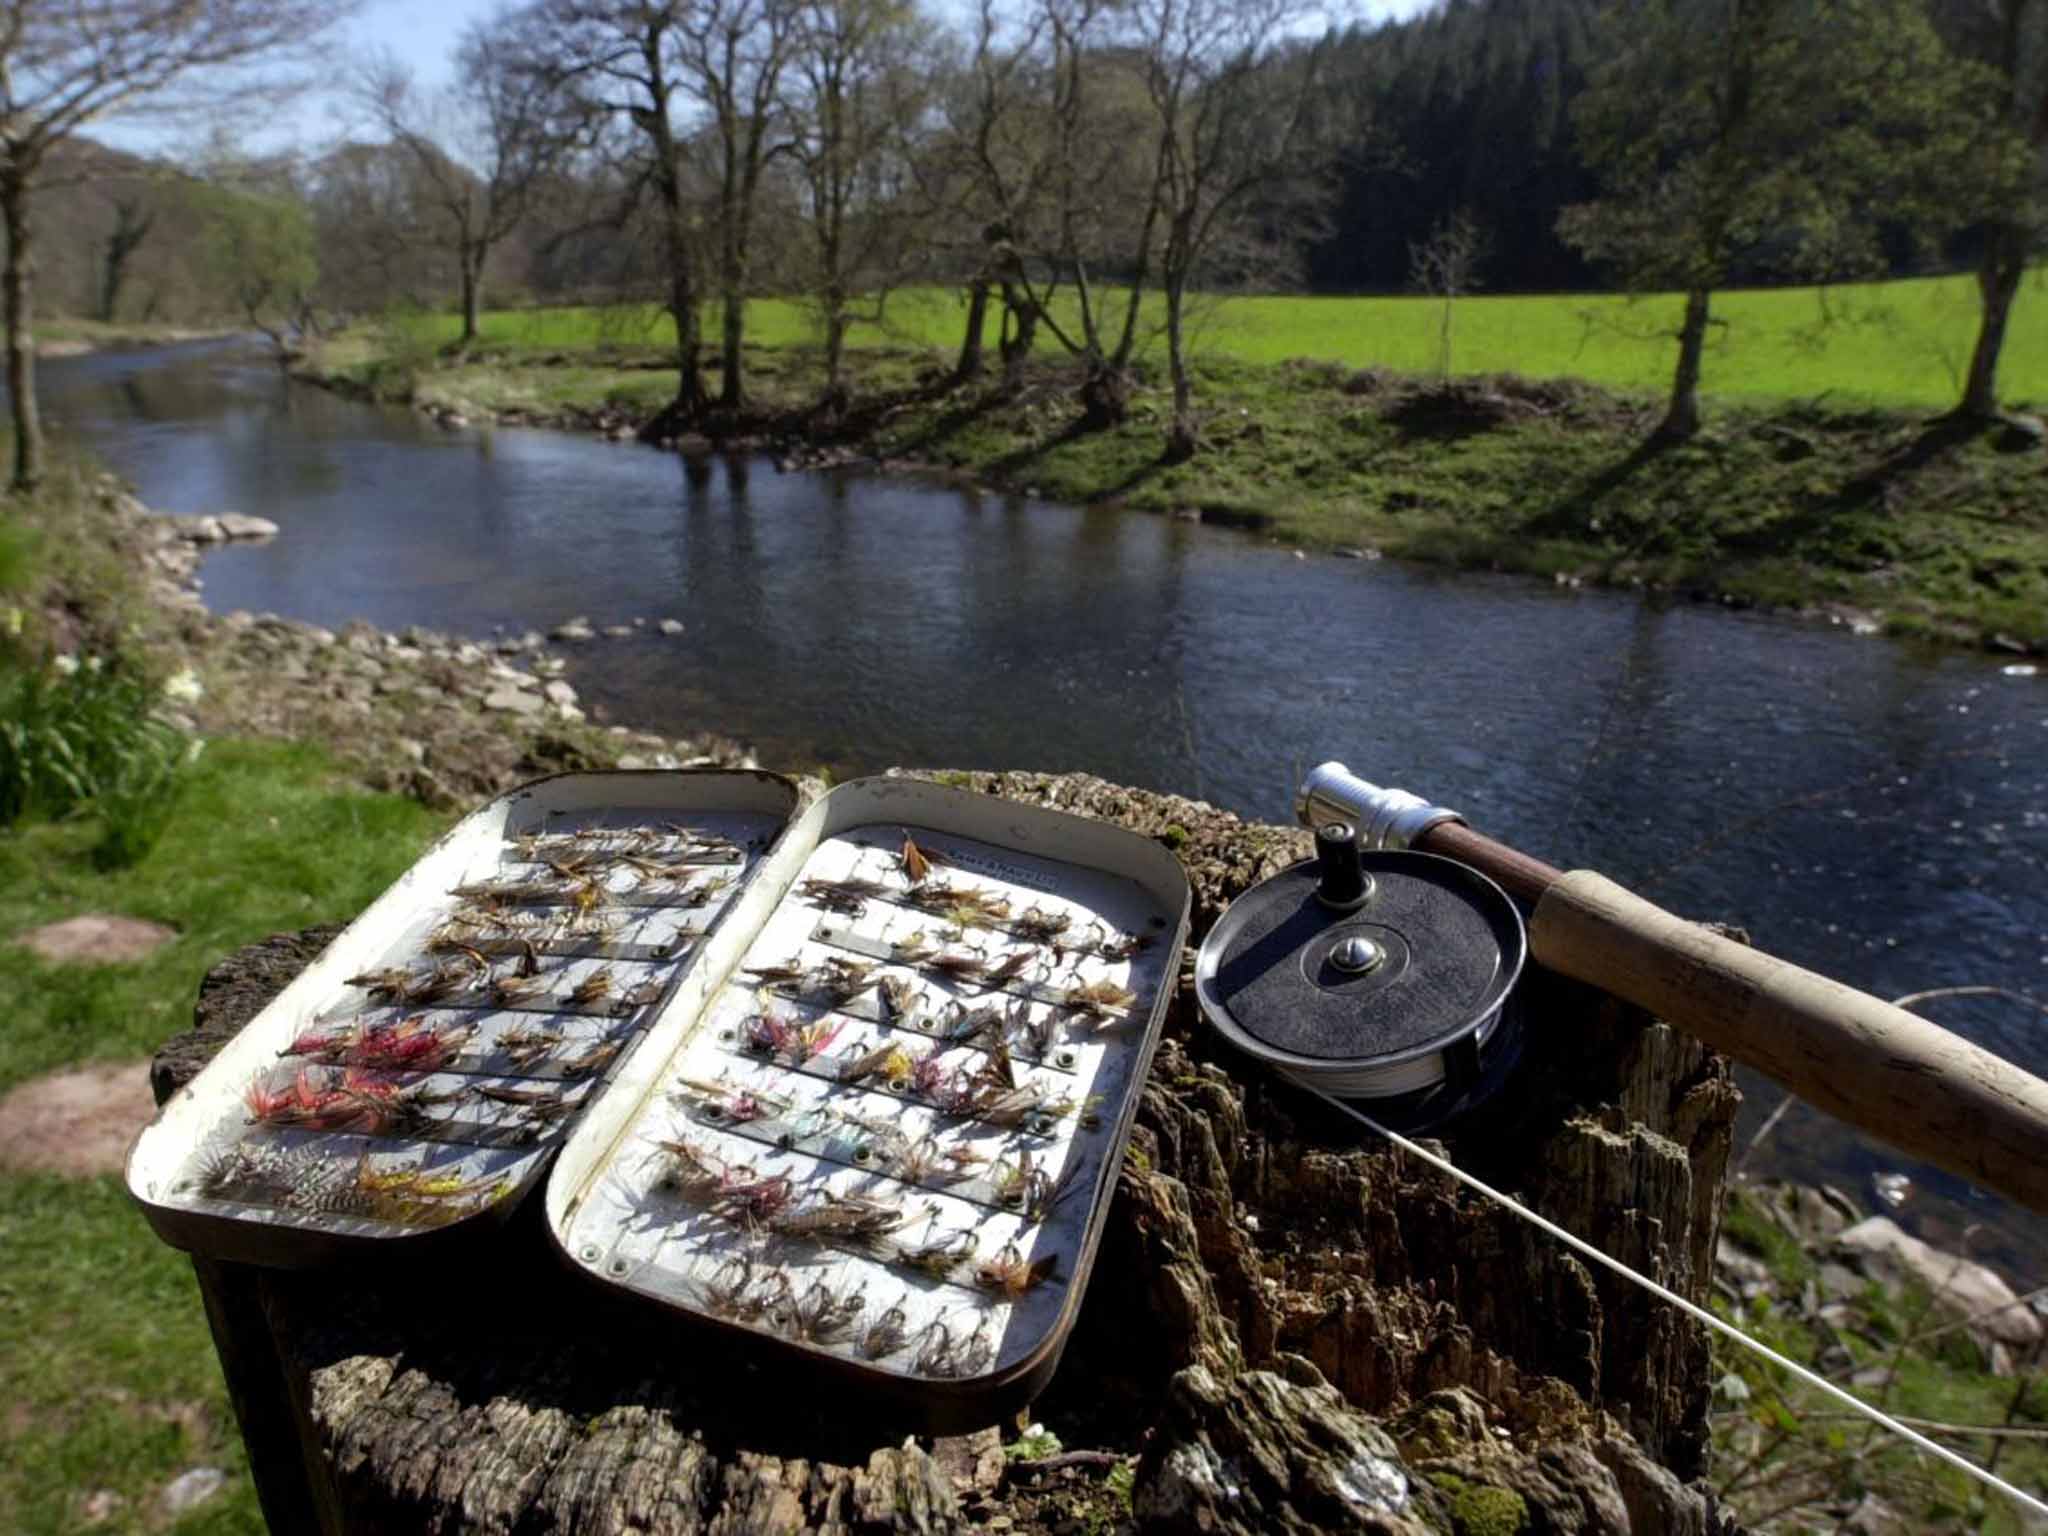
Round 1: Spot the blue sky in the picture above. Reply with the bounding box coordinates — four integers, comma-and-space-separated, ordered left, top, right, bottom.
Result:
91, 0, 1435, 159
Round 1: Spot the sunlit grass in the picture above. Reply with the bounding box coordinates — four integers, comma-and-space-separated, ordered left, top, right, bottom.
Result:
391, 271, 2047, 412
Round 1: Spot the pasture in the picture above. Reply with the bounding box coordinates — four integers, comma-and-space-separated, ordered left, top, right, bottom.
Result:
393, 271, 2047, 412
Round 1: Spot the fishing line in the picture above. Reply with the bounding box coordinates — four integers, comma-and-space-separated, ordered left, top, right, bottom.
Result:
1298, 1082, 2048, 1521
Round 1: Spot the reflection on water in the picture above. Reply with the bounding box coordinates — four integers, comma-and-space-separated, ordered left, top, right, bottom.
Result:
43, 340, 2048, 1270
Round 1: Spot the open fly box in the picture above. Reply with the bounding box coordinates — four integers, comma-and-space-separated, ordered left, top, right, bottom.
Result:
128, 771, 1190, 1420
546, 775, 1190, 1422
126, 769, 801, 1265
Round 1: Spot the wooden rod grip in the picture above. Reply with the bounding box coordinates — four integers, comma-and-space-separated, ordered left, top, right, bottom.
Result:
1530, 869, 2048, 1216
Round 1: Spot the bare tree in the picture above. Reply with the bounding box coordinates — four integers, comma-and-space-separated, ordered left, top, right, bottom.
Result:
521, 0, 712, 424
360, 18, 579, 345
0, 0, 359, 491
673, 0, 800, 410
1131, 0, 1335, 460
784, 0, 933, 407
1408, 208, 1486, 382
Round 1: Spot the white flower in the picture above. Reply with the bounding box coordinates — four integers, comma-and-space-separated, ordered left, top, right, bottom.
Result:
184, 737, 207, 765
162, 667, 204, 704
83, 653, 102, 674
51, 653, 78, 676
3, 606, 21, 637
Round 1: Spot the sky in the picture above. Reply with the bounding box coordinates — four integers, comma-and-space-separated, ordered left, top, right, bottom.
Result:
89, 0, 1436, 160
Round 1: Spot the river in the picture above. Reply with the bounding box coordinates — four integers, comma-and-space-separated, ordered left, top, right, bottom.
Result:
43, 339, 2048, 1270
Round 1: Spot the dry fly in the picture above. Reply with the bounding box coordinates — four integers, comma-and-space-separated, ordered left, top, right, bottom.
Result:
900, 1224, 978, 1280
497, 1026, 562, 1070
877, 974, 922, 1023
489, 972, 547, 1008
744, 958, 808, 992
861, 1298, 912, 1360
899, 834, 935, 885
927, 949, 989, 985
561, 1039, 623, 1079
976, 1242, 1058, 1298
1011, 906, 1073, 949
770, 1191, 904, 1245
836, 1038, 904, 1088
914, 1318, 961, 1377
798, 875, 888, 915
1062, 979, 1138, 1020
697, 1255, 775, 1323
780, 1278, 865, 1345
652, 1136, 732, 1202
567, 968, 614, 1007
983, 950, 1036, 987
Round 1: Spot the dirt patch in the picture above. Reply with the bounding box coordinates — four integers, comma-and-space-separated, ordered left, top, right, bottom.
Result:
17, 914, 177, 964
0, 1061, 158, 1176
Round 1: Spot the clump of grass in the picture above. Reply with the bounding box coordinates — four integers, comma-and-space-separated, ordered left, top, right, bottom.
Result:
0, 658, 194, 868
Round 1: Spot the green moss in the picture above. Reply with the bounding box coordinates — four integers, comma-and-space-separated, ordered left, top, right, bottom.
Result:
1428, 1473, 1530, 1536
1159, 824, 1190, 850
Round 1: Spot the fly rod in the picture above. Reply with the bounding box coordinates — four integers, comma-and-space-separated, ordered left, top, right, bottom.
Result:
1297, 762, 2048, 1216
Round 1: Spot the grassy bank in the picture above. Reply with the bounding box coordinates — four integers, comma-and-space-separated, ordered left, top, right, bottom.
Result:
370, 273, 2048, 411
0, 741, 444, 1535
304, 309, 2048, 652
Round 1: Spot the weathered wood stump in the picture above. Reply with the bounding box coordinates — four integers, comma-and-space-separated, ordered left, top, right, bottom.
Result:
152, 771, 1748, 1534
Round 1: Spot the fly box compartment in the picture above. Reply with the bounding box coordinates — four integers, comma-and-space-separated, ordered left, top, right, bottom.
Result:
546, 775, 1192, 1426
126, 770, 800, 1267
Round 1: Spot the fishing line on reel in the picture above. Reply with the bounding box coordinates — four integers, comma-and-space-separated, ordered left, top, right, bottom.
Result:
1301, 1083, 2048, 1523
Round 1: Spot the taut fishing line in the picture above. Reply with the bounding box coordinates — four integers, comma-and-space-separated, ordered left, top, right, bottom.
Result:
1300, 1082, 2048, 1522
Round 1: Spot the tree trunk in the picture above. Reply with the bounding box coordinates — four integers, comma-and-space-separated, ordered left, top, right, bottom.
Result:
100, 202, 153, 325
459, 255, 483, 345
719, 282, 745, 411
955, 281, 988, 380
1958, 224, 2026, 421
1656, 288, 1711, 443
662, 200, 705, 423
3, 175, 43, 494
998, 283, 1036, 391
822, 310, 849, 409
1164, 282, 1195, 462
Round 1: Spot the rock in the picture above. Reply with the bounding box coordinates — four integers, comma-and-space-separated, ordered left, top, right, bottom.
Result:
602, 624, 634, 638
543, 680, 578, 707
1988, 634, 2032, 655
158, 1468, 226, 1517
532, 657, 567, 678
217, 513, 280, 541
17, 913, 177, 964
657, 618, 685, 635
0, 1060, 158, 1177
483, 688, 545, 717
1992, 414, 2044, 453
1835, 1217, 2043, 1350
550, 618, 596, 643
2003, 663, 2039, 677
177, 514, 226, 543
614, 754, 648, 770
394, 738, 427, 765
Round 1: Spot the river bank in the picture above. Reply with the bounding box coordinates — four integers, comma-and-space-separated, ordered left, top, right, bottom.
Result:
297, 325, 2048, 656
16, 460, 755, 809
38, 318, 235, 359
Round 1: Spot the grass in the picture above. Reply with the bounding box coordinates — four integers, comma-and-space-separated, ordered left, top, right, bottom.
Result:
379, 270, 2048, 412
1714, 1189, 2048, 1532
0, 737, 445, 1531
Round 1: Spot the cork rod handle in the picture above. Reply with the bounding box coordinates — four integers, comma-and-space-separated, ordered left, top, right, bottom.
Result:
1529, 869, 2048, 1215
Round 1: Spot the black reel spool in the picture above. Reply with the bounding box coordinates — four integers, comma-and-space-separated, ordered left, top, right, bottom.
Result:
1194, 822, 1527, 1133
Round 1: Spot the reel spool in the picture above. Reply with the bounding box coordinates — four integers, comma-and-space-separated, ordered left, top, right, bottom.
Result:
1195, 821, 1527, 1132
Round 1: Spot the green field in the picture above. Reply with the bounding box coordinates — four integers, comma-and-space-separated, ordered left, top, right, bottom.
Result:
388, 272, 2046, 412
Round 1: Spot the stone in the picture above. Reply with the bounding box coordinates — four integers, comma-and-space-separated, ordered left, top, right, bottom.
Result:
532, 657, 567, 678
394, 738, 427, 764
657, 618, 685, 635
614, 754, 648, 770
217, 513, 280, 541
177, 514, 226, 543
1836, 1217, 2043, 1350
17, 913, 176, 964
158, 1468, 226, 1517
550, 618, 596, 643
602, 624, 634, 638
483, 688, 544, 717
0, 1060, 158, 1176
543, 680, 578, 708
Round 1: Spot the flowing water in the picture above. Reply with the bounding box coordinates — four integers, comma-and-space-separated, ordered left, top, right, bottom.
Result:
44, 339, 2048, 1270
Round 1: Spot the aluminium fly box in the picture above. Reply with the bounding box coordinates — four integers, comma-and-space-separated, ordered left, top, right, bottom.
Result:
126, 769, 800, 1266
545, 775, 1191, 1423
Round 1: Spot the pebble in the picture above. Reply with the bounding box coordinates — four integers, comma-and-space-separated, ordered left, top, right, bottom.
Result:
484, 688, 544, 716
551, 617, 596, 643
657, 619, 685, 635
159, 1468, 226, 1517
602, 624, 634, 638
544, 680, 579, 707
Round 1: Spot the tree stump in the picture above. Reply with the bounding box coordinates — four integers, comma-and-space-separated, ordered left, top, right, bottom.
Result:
152, 771, 1748, 1534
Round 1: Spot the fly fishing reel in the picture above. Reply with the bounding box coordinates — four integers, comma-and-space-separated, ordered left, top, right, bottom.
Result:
1195, 772, 1526, 1132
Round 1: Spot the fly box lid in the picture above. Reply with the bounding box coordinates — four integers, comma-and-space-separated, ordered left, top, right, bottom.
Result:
545, 774, 1192, 1428
125, 769, 800, 1268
